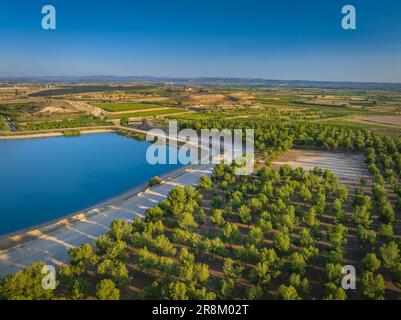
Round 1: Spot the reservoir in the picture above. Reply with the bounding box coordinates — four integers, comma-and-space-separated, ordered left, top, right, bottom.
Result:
0, 133, 183, 235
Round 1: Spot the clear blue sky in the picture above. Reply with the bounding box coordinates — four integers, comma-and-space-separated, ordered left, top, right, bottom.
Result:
0, 0, 400, 82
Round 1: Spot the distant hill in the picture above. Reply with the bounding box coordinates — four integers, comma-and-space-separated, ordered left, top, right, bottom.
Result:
1, 76, 401, 91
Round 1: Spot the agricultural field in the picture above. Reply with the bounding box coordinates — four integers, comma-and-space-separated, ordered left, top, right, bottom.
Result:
30, 85, 184, 103
107, 108, 188, 120
0, 100, 107, 132
97, 103, 168, 112
0, 85, 39, 101
348, 115, 401, 128
17, 116, 108, 131
271, 148, 371, 187
0, 117, 10, 131
2, 84, 401, 134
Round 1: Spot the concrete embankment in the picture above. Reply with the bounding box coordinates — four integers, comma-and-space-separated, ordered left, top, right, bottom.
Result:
0, 127, 115, 140
0, 163, 214, 277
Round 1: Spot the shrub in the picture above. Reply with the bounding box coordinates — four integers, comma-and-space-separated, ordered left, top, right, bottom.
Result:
96, 279, 120, 300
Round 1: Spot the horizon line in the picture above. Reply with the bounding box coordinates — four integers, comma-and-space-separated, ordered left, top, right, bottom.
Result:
1, 75, 401, 85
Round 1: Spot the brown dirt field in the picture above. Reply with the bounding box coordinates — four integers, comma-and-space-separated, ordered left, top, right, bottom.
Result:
132, 97, 171, 103
271, 148, 371, 188
110, 107, 171, 115
229, 92, 254, 100
272, 106, 310, 111
358, 115, 401, 127
184, 94, 227, 104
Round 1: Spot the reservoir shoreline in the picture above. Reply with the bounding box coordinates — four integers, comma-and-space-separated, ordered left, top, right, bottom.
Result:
0, 160, 197, 251
0, 127, 116, 140
0, 130, 181, 240
0, 163, 214, 277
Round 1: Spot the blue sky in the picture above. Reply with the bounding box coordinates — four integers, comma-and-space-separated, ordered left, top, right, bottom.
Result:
0, 0, 400, 82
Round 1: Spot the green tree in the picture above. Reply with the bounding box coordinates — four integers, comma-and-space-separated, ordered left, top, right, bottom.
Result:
299, 185, 312, 202
302, 207, 319, 227
212, 195, 224, 208
69, 278, 90, 300
238, 205, 252, 227
96, 279, 120, 300
108, 219, 132, 242
298, 228, 314, 247
332, 198, 343, 214
327, 224, 348, 249
246, 285, 263, 300
0, 262, 54, 300
325, 248, 344, 264
152, 235, 177, 257
362, 253, 381, 272
189, 286, 216, 300
247, 226, 265, 248
323, 283, 347, 300
68, 243, 99, 274
249, 197, 263, 213
361, 272, 385, 300
198, 176, 212, 191
148, 176, 162, 187
277, 285, 300, 300
357, 227, 377, 248
378, 223, 394, 241
178, 247, 195, 265
223, 258, 243, 281
288, 273, 309, 296
273, 231, 290, 254
209, 237, 228, 258
210, 209, 225, 227
279, 164, 292, 177
178, 211, 197, 230
94, 237, 128, 260
163, 282, 188, 300
380, 241, 399, 269
250, 262, 271, 286
325, 263, 343, 285
391, 263, 401, 289
219, 279, 235, 299
378, 202, 395, 225
97, 259, 130, 288
287, 252, 306, 275
222, 223, 240, 247
120, 117, 129, 127
145, 206, 164, 222
353, 206, 372, 227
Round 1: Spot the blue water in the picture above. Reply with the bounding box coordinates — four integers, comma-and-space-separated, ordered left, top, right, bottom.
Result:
0, 133, 182, 235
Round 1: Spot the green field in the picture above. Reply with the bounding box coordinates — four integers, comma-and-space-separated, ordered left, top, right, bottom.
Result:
0, 117, 10, 131
98, 103, 167, 112
312, 117, 401, 137
107, 108, 187, 119
17, 116, 108, 131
